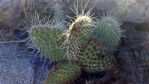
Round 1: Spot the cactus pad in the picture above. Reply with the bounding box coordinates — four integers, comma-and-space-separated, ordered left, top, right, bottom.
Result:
31, 25, 66, 61
92, 16, 122, 49
45, 62, 81, 84
80, 37, 114, 73
63, 15, 94, 60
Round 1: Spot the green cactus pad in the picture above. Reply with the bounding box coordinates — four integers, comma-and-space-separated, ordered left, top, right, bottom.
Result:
63, 15, 94, 60
80, 37, 113, 73
92, 16, 122, 49
30, 25, 66, 61
45, 62, 81, 84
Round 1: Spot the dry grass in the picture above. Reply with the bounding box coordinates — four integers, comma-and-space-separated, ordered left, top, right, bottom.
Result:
0, 10, 11, 27
0, 0, 35, 27
0, 0, 35, 41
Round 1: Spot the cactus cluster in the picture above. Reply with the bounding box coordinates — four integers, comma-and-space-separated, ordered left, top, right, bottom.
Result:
28, 0, 127, 84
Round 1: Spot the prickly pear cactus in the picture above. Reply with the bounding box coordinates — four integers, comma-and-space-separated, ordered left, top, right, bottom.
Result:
45, 62, 81, 84
30, 25, 66, 61
28, 0, 128, 83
